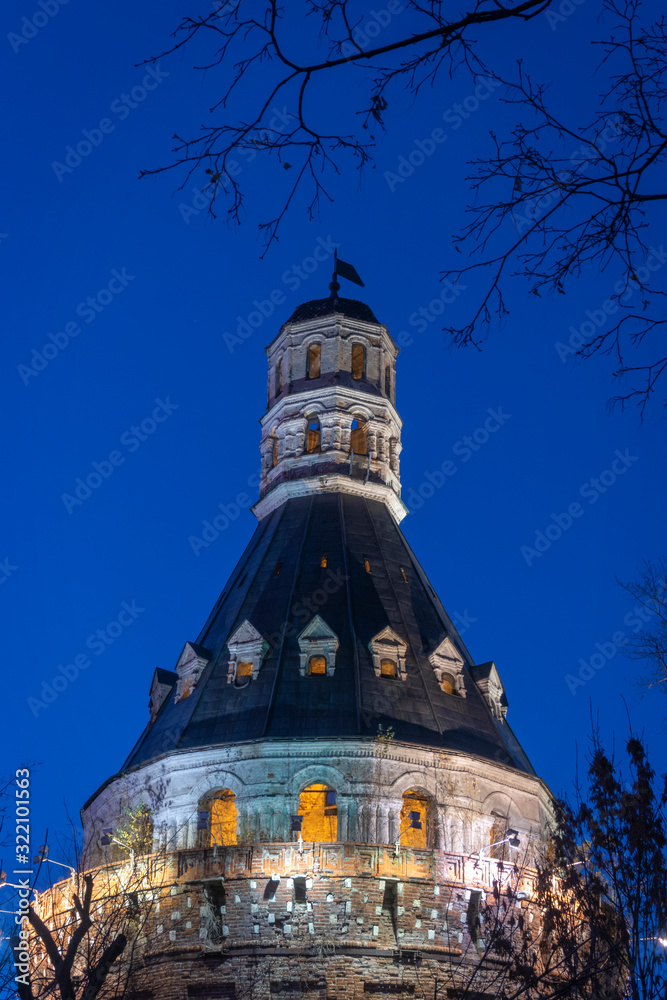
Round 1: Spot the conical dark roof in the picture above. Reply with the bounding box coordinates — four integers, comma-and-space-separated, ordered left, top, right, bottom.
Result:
124, 494, 534, 775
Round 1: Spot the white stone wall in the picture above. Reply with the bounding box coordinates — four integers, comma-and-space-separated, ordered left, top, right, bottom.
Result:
81, 738, 552, 867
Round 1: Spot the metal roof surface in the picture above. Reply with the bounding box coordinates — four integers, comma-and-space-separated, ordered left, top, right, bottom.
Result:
124, 494, 534, 775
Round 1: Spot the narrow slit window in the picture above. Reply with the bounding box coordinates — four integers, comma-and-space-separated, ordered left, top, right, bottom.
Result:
308, 655, 326, 675
364, 558, 371, 574
275, 358, 283, 396
351, 343, 365, 380
400, 567, 408, 583
307, 343, 321, 379
320, 554, 327, 568
467, 890, 482, 943
272, 436, 279, 468
380, 658, 397, 678
293, 877, 307, 904
350, 418, 367, 455
385, 362, 392, 397
274, 562, 283, 576
306, 417, 321, 453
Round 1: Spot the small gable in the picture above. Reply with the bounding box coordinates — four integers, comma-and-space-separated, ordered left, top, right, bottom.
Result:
148, 667, 177, 723
174, 642, 212, 704
470, 660, 508, 720
368, 626, 408, 681
297, 615, 339, 677
429, 636, 467, 697
226, 620, 270, 686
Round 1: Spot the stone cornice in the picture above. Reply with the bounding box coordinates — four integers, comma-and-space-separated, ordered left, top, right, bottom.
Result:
252, 475, 408, 523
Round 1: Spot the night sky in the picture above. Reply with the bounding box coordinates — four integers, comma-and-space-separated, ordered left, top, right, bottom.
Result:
2, 0, 666, 878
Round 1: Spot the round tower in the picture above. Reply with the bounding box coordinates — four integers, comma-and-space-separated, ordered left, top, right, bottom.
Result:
72, 284, 553, 1000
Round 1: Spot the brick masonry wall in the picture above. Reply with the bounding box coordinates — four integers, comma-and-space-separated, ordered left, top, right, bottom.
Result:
32, 844, 540, 1000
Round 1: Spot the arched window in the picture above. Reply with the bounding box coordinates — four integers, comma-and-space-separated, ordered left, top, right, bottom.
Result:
384, 362, 392, 397
306, 417, 321, 453
308, 655, 326, 675
440, 673, 456, 695
235, 661, 253, 687
399, 790, 431, 850
208, 790, 238, 847
351, 343, 365, 380
307, 343, 321, 379
350, 418, 367, 455
275, 358, 283, 396
298, 783, 337, 842
380, 658, 397, 678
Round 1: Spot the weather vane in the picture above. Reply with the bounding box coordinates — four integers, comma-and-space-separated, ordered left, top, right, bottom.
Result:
329, 249, 364, 298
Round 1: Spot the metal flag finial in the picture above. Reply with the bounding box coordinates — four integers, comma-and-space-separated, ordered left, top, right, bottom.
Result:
329, 248, 364, 298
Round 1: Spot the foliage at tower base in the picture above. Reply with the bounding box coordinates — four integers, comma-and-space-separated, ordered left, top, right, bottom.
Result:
500, 733, 667, 1000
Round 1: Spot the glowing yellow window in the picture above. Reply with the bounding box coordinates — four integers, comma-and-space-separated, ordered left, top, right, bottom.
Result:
307, 344, 321, 379
351, 343, 365, 379
380, 658, 397, 678
399, 791, 429, 850
400, 567, 408, 583
309, 655, 326, 675
440, 674, 455, 695
364, 558, 371, 574
350, 419, 367, 455
320, 554, 328, 568
210, 791, 238, 847
298, 783, 337, 843
237, 661, 253, 679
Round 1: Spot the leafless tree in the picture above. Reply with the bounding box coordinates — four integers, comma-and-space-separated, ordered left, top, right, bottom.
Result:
618, 557, 667, 698
139, 0, 666, 413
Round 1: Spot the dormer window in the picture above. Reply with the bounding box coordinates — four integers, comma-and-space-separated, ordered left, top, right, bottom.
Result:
369, 627, 408, 681
307, 343, 321, 379
428, 637, 466, 697
226, 620, 270, 685
298, 616, 339, 677
351, 343, 365, 380
173, 642, 212, 704
305, 417, 321, 453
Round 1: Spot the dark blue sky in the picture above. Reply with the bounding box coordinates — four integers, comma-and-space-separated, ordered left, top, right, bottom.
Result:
2, 0, 665, 875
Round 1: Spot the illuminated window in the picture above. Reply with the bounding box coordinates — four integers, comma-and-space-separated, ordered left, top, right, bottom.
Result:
298, 783, 337, 843
380, 658, 397, 678
399, 791, 430, 850
440, 674, 455, 695
320, 554, 327, 568
308, 655, 326, 675
350, 419, 367, 455
400, 567, 408, 583
364, 558, 371, 574
306, 417, 321, 453
351, 343, 365, 379
275, 358, 283, 396
235, 661, 253, 687
209, 790, 238, 847
307, 343, 321, 379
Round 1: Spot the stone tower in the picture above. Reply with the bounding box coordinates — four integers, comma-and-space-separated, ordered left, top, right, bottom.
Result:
76, 285, 552, 1000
